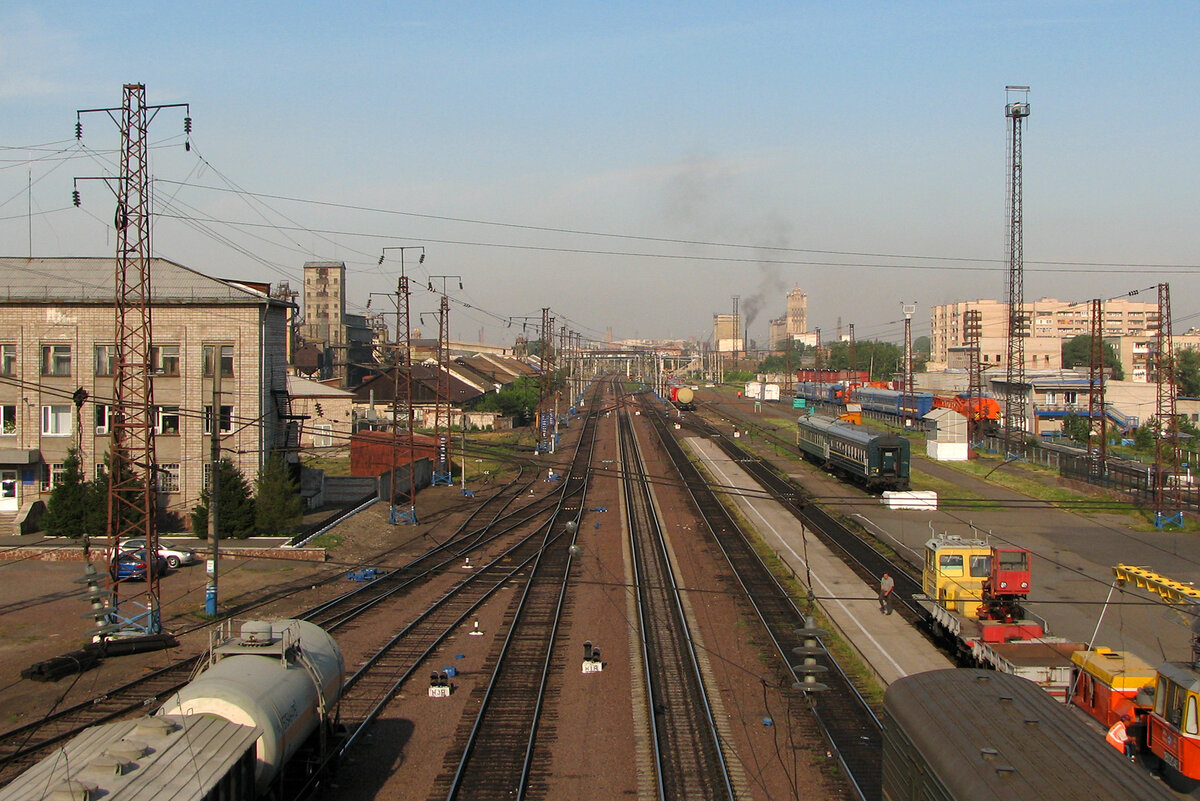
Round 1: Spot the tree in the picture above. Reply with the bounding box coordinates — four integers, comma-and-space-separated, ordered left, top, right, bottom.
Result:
255, 453, 304, 536
825, 340, 904, 381
1061, 335, 1124, 380
42, 448, 90, 538
471, 376, 542, 426
1176, 348, 1200, 397
1061, 412, 1092, 446
191, 458, 256, 540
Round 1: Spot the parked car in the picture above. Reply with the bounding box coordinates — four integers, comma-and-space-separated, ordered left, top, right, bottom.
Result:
119, 538, 198, 569
109, 549, 169, 581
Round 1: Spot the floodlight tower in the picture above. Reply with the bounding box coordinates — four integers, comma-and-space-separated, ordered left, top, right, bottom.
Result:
902, 302, 917, 429
1003, 86, 1031, 457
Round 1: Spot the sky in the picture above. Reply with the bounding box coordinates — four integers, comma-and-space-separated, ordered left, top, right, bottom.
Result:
1, 2, 1197, 349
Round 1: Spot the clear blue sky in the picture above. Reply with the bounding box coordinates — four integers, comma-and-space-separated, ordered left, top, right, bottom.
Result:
2, 2, 1197, 347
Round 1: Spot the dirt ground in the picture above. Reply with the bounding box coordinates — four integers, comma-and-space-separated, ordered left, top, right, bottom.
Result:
0, 398, 836, 800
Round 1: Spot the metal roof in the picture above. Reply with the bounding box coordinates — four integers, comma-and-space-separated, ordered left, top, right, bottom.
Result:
0, 257, 288, 306
0, 714, 260, 801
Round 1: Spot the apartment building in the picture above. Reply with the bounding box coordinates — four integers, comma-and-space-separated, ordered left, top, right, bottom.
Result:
930, 297, 1160, 374
0, 257, 293, 528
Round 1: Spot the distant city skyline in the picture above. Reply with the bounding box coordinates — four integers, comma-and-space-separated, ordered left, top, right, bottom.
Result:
1, 3, 1197, 347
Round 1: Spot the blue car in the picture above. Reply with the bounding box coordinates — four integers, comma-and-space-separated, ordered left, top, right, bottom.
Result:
109, 549, 169, 581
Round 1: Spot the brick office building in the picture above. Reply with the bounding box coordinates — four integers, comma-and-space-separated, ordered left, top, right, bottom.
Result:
0, 257, 294, 531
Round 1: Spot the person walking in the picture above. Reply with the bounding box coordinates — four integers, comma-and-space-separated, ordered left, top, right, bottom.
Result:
879, 572, 894, 614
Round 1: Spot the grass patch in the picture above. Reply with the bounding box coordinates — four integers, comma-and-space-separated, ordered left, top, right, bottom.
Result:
908, 467, 995, 508
309, 533, 342, 549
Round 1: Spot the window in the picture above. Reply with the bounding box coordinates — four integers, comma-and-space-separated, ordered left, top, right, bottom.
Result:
41, 344, 71, 376
0, 344, 14, 375
152, 344, 180, 376
203, 405, 233, 435
94, 404, 110, 435
939, 554, 964, 576
202, 345, 234, 378
41, 405, 72, 436
314, 424, 333, 447
157, 406, 180, 436
41, 462, 66, 492
969, 554, 991, 578
93, 345, 117, 376
0, 405, 14, 435
158, 463, 180, 493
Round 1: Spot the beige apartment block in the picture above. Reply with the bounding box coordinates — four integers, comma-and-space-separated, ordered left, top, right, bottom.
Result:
931, 297, 1160, 367
0, 257, 293, 530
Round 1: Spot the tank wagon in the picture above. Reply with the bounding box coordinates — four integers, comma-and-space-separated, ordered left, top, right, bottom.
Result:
670, 385, 696, 411
795, 414, 909, 490
0, 619, 343, 801
882, 669, 1179, 801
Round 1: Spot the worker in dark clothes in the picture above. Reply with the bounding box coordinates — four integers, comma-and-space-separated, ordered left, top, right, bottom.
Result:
879, 572, 894, 614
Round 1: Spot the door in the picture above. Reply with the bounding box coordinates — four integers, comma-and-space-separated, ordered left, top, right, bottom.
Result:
0, 470, 17, 512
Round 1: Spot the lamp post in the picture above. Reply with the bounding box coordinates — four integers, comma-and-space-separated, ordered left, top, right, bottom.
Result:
377, 245, 424, 525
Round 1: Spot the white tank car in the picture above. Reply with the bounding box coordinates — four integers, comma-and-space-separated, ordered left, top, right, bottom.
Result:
158, 619, 344, 794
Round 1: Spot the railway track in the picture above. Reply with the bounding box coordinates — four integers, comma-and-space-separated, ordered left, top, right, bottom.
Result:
0, 465, 554, 786
433, 381, 604, 801
619, 405, 736, 801
644, 397, 883, 801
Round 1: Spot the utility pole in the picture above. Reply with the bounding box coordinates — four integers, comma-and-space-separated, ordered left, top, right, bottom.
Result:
428, 275, 462, 486
206, 365, 221, 615
75, 84, 190, 638
1003, 86, 1031, 457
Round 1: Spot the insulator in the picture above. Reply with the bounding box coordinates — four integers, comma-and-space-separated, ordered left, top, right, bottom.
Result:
75, 121, 82, 139
185, 140, 191, 152
184, 116, 192, 134
72, 189, 80, 207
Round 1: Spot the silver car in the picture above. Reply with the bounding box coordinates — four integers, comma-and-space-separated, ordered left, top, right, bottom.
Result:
120, 538, 198, 570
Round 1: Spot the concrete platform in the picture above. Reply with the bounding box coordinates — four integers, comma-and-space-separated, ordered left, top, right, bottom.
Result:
686, 437, 952, 687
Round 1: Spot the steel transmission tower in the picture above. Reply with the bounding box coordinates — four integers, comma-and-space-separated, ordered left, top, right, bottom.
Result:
1088, 299, 1107, 473
1154, 283, 1183, 528
964, 309, 984, 442
1003, 86, 1031, 457
379, 246, 423, 524
76, 85, 189, 637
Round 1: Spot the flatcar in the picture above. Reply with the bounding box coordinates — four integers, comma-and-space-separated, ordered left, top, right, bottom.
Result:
853, 386, 935, 419
0, 619, 343, 801
882, 668, 1179, 801
795, 414, 909, 490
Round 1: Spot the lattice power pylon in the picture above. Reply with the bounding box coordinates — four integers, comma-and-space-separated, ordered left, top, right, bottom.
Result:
1003, 86, 1031, 457
76, 85, 189, 637
1154, 282, 1183, 528
379, 246, 423, 524
1088, 299, 1107, 473
964, 309, 983, 442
